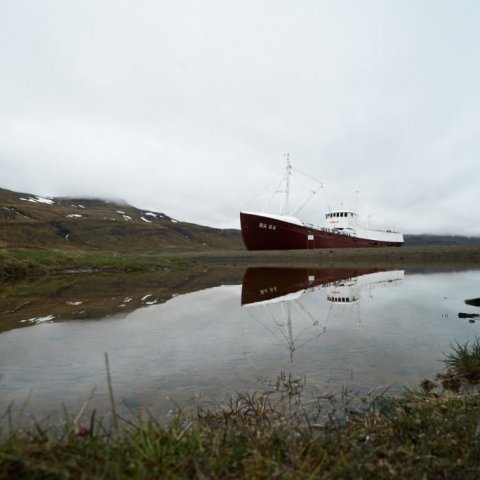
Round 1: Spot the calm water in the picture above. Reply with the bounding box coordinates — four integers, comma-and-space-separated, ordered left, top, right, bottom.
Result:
1, 267, 479, 422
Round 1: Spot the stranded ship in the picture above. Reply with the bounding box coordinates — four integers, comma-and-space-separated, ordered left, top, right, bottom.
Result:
240, 158, 404, 250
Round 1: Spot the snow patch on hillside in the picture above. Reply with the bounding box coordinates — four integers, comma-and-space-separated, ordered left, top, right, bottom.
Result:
21, 315, 55, 324
20, 196, 54, 205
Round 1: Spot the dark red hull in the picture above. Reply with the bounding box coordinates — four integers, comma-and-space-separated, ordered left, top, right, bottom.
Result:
241, 266, 381, 306
240, 212, 403, 250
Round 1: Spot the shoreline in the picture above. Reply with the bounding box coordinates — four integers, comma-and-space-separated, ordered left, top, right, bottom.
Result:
1, 244, 480, 280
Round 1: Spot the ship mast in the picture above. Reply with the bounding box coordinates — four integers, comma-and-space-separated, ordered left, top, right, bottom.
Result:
282, 153, 292, 215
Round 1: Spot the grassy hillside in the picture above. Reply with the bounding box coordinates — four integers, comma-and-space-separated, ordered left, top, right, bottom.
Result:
0, 187, 243, 252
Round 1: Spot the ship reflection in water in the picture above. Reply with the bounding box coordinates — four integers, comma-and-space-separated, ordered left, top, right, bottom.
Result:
242, 267, 404, 362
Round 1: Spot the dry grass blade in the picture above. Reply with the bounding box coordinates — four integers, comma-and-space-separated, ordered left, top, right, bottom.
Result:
104, 352, 118, 431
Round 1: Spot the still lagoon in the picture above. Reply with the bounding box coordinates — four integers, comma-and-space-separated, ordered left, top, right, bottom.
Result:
1, 267, 479, 423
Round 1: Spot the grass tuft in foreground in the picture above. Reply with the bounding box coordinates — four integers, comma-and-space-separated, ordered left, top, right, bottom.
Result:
2, 388, 480, 479
436, 337, 480, 392
444, 338, 480, 380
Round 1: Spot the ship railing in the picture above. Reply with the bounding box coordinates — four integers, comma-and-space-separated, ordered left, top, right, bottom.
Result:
304, 222, 400, 236
357, 223, 401, 234
303, 223, 355, 237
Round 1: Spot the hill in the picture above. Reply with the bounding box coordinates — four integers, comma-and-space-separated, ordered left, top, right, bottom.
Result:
404, 234, 480, 246
0, 187, 243, 252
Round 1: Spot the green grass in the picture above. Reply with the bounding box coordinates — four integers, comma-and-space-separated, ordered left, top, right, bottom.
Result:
444, 338, 480, 380
0, 248, 190, 280
435, 337, 480, 392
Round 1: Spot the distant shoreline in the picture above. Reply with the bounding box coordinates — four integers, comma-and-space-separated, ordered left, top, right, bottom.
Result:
2, 245, 480, 281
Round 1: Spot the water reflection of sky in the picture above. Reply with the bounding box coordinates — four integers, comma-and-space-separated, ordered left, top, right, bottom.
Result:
1, 269, 480, 421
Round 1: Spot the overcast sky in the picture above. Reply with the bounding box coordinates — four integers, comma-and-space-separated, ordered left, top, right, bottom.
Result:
1, 0, 479, 235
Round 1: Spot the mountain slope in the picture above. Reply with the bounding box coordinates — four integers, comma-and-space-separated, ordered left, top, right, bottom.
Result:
0, 187, 243, 252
